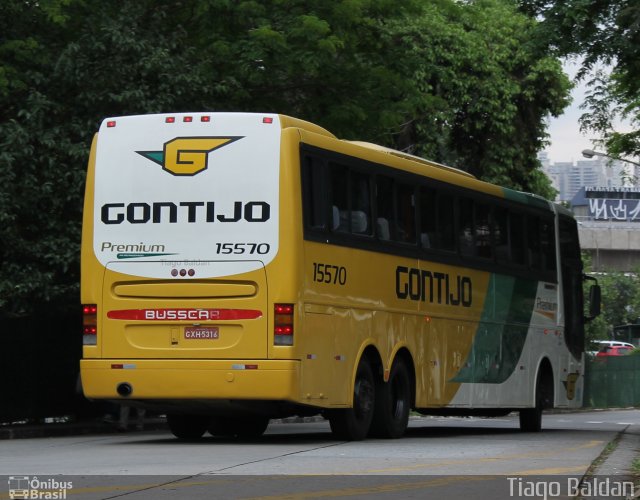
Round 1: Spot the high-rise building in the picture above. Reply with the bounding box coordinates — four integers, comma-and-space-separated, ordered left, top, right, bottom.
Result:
540, 155, 627, 202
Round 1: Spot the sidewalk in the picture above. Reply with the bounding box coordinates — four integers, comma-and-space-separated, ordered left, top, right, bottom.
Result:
593, 423, 640, 477
575, 424, 640, 499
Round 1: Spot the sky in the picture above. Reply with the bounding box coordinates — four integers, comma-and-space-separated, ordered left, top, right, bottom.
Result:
544, 60, 594, 164
544, 59, 633, 164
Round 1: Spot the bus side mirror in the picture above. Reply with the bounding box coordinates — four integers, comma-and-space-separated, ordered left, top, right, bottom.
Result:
584, 275, 601, 322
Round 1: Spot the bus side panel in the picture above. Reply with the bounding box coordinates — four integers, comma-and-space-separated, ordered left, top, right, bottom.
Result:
300, 304, 375, 407
81, 133, 104, 360
298, 241, 413, 407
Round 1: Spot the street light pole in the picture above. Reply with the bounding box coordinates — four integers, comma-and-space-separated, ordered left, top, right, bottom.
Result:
581, 148, 640, 168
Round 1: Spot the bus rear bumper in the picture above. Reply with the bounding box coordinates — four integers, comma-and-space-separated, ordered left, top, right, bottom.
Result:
80, 359, 300, 401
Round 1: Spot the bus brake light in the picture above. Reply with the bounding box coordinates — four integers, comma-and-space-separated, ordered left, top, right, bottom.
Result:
83, 304, 97, 345
274, 303, 294, 345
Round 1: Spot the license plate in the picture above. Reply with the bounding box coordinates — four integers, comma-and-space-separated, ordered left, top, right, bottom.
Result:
184, 326, 219, 340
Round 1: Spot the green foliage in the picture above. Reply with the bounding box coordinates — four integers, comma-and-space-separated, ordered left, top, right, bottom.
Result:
334, 0, 566, 200
583, 254, 640, 344
519, 0, 640, 162
0, 0, 570, 316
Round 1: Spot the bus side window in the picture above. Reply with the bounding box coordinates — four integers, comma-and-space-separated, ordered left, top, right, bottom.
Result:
475, 203, 492, 259
330, 162, 349, 232
376, 176, 396, 241
396, 183, 416, 244
509, 212, 526, 265
419, 186, 436, 249
459, 198, 475, 257
494, 207, 509, 262
302, 154, 328, 231
438, 193, 456, 251
351, 170, 372, 235
527, 216, 541, 269
540, 218, 557, 273
376, 217, 391, 240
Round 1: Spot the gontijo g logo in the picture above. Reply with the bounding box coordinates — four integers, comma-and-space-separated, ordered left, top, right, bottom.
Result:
137, 136, 243, 176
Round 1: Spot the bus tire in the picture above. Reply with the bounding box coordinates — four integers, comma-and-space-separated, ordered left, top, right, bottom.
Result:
328, 356, 375, 441
369, 360, 411, 439
167, 414, 209, 440
209, 417, 270, 439
519, 365, 552, 432
519, 402, 542, 432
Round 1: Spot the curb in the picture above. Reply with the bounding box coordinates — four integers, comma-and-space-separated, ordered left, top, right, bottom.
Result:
0, 416, 327, 440
0, 419, 168, 440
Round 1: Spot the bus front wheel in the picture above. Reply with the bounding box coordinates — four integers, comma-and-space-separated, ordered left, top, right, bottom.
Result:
167, 413, 209, 440
369, 360, 411, 439
519, 365, 553, 432
328, 357, 375, 441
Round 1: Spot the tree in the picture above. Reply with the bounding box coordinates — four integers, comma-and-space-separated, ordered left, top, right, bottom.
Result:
582, 252, 640, 344
377, 0, 568, 198
0, 0, 569, 316
519, 0, 640, 162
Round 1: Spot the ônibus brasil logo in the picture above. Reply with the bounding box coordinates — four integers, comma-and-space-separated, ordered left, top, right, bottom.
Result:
8, 476, 73, 499
137, 136, 243, 176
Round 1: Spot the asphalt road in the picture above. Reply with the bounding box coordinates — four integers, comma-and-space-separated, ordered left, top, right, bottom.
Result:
1, 409, 638, 499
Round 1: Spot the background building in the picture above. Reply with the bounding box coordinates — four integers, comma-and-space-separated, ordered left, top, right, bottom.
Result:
540, 154, 628, 203
539, 154, 640, 272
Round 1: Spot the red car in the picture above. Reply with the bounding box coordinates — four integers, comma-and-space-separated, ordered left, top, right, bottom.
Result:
596, 345, 634, 357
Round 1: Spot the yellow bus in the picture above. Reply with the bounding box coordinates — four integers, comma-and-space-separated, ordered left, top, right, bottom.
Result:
80, 112, 600, 440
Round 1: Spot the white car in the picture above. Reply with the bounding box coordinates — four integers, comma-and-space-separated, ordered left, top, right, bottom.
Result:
592, 340, 635, 349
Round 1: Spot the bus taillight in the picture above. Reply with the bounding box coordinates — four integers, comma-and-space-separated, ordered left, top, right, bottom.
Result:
83, 304, 97, 345
274, 304, 294, 345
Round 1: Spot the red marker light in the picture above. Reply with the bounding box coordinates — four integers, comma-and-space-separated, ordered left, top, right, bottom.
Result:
82, 304, 98, 345
165, 117, 175, 123
263, 117, 274, 124
201, 116, 211, 122
183, 116, 193, 122
274, 303, 294, 345
83, 304, 97, 315
275, 304, 293, 314
106, 121, 116, 128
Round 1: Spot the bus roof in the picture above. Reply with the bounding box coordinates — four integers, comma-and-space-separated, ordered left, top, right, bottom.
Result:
346, 141, 476, 179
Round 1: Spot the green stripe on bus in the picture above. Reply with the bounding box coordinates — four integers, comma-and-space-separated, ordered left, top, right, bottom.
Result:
502, 187, 550, 210
451, 274, 538, 384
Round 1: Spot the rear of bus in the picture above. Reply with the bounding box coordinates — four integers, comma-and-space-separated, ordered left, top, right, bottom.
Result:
80, 113, 315, 436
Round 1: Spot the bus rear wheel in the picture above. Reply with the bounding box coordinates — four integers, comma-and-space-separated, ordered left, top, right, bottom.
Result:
167, 414, 210, 440
369, 360, 411, 439
329, 357, 375, 441
208, 416, 270, 439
